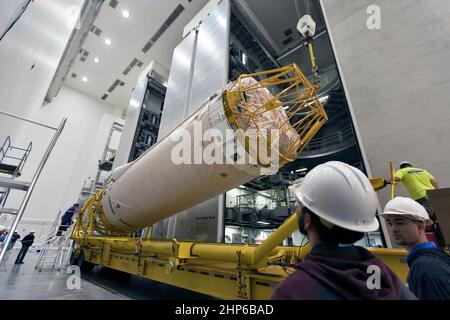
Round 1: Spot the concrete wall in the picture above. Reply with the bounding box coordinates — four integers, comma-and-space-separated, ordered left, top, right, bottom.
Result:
2, 85, 122, 240
321, 0, 450, 206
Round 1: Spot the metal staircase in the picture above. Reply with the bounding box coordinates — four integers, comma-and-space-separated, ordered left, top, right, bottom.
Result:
35, 211, 75, 271
0, 109, 66, 264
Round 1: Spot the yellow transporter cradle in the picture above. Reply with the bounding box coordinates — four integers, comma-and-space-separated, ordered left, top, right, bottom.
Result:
70, 65, 408, 299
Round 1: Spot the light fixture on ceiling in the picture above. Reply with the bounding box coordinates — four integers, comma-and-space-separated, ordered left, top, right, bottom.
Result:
104, 38, 112, 46
122, 10, 130, 18
82, 76, 88, 82
94, 57, 101, 63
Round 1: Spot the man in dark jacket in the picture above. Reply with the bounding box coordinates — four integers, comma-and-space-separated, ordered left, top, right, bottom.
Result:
380, 197, 450, 300
57, 203, 79, 235
272, 162, 415, 300
9, 231, 20, 251
14, 230, 35, 264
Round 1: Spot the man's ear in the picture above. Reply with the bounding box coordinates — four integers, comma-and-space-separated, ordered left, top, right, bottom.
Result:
417, 221, 426, 232
303, 211, 312, 232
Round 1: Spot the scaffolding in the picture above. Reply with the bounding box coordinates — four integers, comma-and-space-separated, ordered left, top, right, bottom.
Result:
0, 109, 66, 265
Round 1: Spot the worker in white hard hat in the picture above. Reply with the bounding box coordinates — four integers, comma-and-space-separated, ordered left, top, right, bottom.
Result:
379, 197, 450, 300
272, 161, 415, 300
14, 230, 35, 264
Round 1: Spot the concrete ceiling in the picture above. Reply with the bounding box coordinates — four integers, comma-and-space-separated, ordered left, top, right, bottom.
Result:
65, 0, 208, 110
242, 0, 334, 75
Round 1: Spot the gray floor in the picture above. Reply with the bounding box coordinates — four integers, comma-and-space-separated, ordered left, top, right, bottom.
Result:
0, 249, 213, 300
0, 249, 129, 300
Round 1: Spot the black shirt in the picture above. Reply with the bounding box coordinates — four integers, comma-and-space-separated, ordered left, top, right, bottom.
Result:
407, 247, 450, 300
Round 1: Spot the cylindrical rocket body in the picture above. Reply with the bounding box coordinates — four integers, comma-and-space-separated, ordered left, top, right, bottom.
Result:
99, 65, 322, 233
101, 94, 261, 232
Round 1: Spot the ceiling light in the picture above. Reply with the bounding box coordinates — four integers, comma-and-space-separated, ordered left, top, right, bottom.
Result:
122, 10, 130, 18
104, 38, 112, 46
82, 76, 88, 82
257, 221, 270, 225
94, 57, 101, 63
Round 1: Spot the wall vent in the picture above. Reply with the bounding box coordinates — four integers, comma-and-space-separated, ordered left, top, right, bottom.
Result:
109, 0, 118, 9
142, 4, 185, 53
107, 79, 125, 93
282, 37, 293, 45
122, 58, 144, 75
90, 25, 102, 36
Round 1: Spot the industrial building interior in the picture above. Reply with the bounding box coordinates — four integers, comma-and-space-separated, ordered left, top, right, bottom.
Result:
0, 0, 449, 301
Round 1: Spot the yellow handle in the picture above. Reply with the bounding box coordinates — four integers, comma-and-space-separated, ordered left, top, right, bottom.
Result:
390, 160, 395, 199
308, 42, 319, 79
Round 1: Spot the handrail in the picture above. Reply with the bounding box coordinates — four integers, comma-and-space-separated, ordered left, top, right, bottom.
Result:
0, 117, 67, 264
304, 124, 355, 152
16, 141, 32, 176
0, 110, 58, 131
0, 136, 11, 162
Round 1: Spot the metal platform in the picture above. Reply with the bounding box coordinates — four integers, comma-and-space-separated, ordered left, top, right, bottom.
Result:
0, 177, 30, 191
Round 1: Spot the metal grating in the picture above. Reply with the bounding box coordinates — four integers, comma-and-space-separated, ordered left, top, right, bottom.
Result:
142, 4, 185, 53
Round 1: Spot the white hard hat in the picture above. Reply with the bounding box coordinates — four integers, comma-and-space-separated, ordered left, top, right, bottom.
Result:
379, 197, 433, 225
30, 230, 36, 233
293, 161, 380, 233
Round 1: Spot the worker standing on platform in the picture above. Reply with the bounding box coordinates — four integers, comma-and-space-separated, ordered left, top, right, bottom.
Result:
57, 203, 79, 236
14, 230, 35, 264
272, 161, 415, 300
388, 162, 439, 213
380, 197, 450, 300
